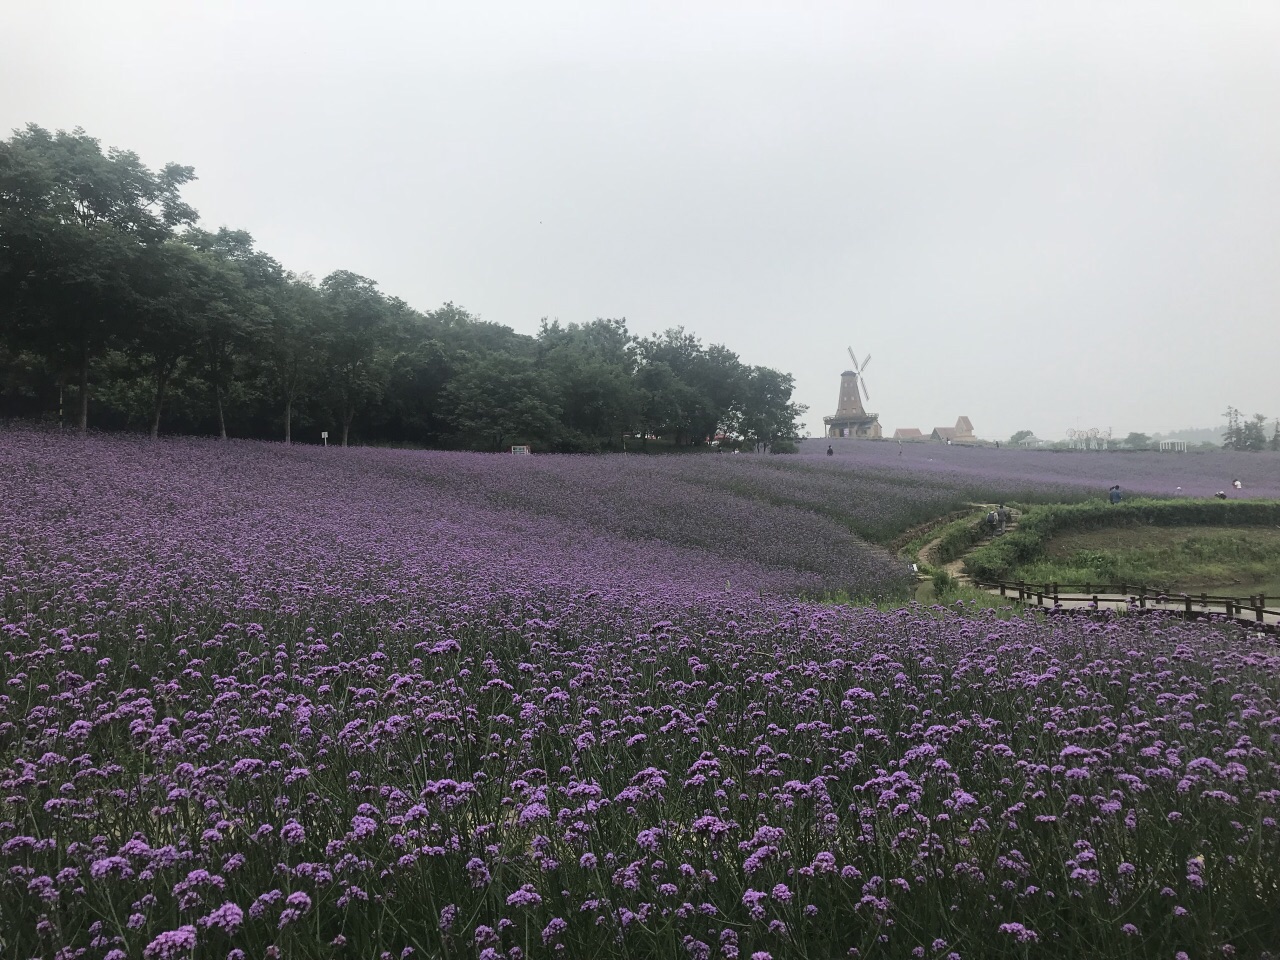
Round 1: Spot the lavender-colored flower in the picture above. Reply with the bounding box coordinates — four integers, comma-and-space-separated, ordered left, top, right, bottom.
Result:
998, 923, 1038, 944
142, 926, 197, 959
507, 884, 543, 907
198, 902, 244, 934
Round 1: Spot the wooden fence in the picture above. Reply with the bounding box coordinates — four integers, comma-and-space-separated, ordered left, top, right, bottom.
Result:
973, 579, 1280, 631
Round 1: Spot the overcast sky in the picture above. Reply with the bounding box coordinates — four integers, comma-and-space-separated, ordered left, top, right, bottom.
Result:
3, 1, 1278, 440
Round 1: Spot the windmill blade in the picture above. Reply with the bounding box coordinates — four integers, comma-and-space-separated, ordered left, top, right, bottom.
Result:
861, 379, 870, 401
861, 354, 871, 372
847, 346, 858, 367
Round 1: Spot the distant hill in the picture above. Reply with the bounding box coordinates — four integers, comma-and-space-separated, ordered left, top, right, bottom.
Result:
1151, 426, 1223, 445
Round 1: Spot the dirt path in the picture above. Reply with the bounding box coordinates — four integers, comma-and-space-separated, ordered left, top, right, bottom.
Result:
914, 505, 1018, 579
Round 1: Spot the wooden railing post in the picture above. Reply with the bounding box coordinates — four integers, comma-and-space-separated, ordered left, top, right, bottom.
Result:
1052, 582, 1059, 604
1184, 596, 1192, 616
1018, 580, 1026, 601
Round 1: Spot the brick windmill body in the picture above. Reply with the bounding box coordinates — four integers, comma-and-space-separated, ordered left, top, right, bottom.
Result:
823, 347, 882, 439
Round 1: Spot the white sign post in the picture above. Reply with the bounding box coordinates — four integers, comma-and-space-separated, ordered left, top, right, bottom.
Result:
321, 431, 329, 447
510, 445, 531, 455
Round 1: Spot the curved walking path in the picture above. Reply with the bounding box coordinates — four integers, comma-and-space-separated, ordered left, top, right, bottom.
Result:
909, 509, 1280, 631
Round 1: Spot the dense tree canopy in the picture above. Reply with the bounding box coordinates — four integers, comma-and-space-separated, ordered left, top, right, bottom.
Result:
1, 124, 805, 451
1222, 407, 1273, 453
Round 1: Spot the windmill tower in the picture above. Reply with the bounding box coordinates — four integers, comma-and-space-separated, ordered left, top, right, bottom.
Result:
823, 347, 882, 439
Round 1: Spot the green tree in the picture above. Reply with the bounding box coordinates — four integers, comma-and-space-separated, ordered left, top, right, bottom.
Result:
740, 366, 806, 452
1222, 407, 1242, 450
1008, 429, 1034, 445
183, 228, 276, 439
318, 271, 390, 446
444, 354, 562, 451
537, 318, 639, 448
0, 124, 196, 432
1240, 413, 1268, 452
1123, 432, 1151, 450
262, 275, 322, 445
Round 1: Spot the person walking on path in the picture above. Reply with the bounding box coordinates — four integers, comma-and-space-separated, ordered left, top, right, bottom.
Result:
826, 445, 834, 457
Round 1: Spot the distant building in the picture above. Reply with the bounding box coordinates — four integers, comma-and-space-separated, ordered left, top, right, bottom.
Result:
931, 417, 977, 443
893, 428, 923, 441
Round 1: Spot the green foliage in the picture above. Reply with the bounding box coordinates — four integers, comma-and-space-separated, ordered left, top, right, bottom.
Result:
1122, 431, 1151, 449
964, 497, 1280, 583
1, 125, 807, 450
1008, 429, 1034, 445
931, 512, 992, 564
1222, 406, 1271, 451
930, 567, 955, 594
1003, 528, 1280, 592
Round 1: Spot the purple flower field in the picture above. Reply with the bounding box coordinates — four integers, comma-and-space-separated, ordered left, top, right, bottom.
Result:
802, 438, 1280, 502
2, 431, 1279, 959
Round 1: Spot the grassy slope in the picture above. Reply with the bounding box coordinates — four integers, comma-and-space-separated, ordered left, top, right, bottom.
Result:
964, 497, 1280, 589
1013, 525, 1280, 590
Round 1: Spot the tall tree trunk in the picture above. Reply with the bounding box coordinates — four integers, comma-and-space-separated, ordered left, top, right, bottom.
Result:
215, 383, 227, 440
284, 397, 292, 445
150, 363, 172, 440
78, 341, 89, 435
341, 408, 353, 448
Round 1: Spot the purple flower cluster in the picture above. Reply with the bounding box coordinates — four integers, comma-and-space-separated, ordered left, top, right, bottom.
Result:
0, 430, 1278, 958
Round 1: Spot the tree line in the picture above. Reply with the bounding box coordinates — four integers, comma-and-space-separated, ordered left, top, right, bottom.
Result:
0, 124, 806, 452
1007, 420, 1279, 452
1221, 408, 1278, 452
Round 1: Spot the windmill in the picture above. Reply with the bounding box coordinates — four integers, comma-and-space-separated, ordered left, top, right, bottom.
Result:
822, 346, 882, 439
847, 347, 871, 405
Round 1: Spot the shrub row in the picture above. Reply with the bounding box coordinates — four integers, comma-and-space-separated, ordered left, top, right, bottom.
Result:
963, 497, 1280, 583
931, 512, 993, 564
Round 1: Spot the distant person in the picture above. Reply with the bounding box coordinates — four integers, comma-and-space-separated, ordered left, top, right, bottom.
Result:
996, 503, 1009, 532
898, 440, 903, 457
995, 441, 1001, 449
826, 445, 834, 457
1215, 490, 1227, 500
1108, 485, 1122, 504
1233, 478, 1242, 490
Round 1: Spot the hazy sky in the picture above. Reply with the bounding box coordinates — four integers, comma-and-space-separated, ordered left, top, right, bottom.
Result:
3, 2, 1278, 440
